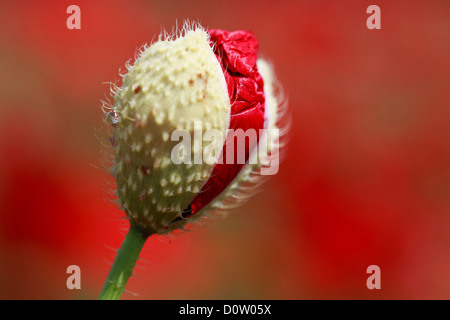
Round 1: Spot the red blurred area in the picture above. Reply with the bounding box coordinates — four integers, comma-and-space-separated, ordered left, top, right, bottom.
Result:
0, 0, 450, 299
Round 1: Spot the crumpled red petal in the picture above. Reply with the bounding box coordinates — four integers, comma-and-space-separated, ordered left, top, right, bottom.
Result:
185, 29, 266, 217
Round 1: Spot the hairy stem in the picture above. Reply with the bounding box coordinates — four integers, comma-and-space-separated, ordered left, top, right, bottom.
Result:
99, 224, 151, 300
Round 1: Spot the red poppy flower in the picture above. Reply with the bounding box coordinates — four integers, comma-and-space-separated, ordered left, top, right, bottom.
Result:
106, 22, 287, 235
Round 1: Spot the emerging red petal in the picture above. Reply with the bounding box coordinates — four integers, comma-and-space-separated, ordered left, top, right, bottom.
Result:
186, 29, 266, 217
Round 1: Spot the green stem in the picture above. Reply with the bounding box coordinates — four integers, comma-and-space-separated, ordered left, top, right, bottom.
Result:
99, 225, 151, 300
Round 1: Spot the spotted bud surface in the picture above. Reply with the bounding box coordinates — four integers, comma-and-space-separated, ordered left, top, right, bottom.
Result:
110, 27, 230, 233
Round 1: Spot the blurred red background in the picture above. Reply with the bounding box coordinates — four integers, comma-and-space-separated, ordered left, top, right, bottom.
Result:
0, 0, 449, 299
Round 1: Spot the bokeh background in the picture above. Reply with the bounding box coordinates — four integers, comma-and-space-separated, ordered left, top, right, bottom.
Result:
0, 0, 449, 299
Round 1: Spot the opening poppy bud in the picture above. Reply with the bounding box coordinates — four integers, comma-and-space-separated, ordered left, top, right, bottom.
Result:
106, 22, 286, 235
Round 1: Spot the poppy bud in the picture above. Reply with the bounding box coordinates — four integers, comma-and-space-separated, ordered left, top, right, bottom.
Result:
105, 22, 287, 235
